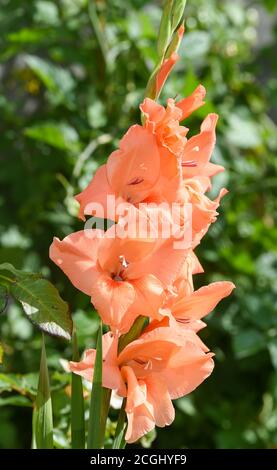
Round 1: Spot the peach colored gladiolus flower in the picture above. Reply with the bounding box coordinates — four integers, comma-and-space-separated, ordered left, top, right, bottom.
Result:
49, 4, 235, 447
140, 85, 206, 157
160, 252, 235, 332
50, 226, 187, 334
70, 322, 214, 443
75, 124, 180, 221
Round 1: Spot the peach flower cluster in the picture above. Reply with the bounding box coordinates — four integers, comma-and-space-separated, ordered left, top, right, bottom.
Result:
50, 81, 234, 443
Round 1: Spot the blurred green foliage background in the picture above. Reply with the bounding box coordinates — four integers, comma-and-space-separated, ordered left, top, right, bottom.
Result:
0, 0, 277, 449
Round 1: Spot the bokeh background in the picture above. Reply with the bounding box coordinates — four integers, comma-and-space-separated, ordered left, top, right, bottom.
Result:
0, 0, 277, 449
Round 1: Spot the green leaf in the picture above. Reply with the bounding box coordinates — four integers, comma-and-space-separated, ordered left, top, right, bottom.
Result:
7, 28, 51, 44
157, 0, 173, 58
71, 328, 85, 449
0, 284, 8, 314
268, 338, 277, 370
263, 0, 277, 12
226, 113, 262, 149
87, 321, 104, 449
0, 263, 72, 340
35, 1, 60, 26
10, 276, 72, 341
233, 329, 266, 359
33, 335, 53, 449
0, 263, 21, 277
0, 372, 38, 396
181, 31, 211, 59
140, 428, 157, 448
25, 54, 75, 106
171, 0, 187, 32
24, 122, 80, 152
0, 395, 32, 407
118, 316, 147, 352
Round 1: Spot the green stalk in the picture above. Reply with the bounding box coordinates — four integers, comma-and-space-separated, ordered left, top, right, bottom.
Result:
88, 1, 108, 67
87, 320, 104, 449
99, 387, 112, 445
144, 0, 187, 102
112, 398, 127, 449
118, 316, 148, 353
71, 328, 85, 449
33, 334, 53, 449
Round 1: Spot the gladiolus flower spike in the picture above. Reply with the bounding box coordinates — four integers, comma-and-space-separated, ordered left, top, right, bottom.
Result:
50, 0, 234, 448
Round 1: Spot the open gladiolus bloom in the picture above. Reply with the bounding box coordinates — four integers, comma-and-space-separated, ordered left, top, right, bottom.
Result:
50, 3, 235, 447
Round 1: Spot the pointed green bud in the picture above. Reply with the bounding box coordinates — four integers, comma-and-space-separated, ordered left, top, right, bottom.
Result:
157, 0, 174, 59
165, 22, 185, 59
171, 0, 187, 32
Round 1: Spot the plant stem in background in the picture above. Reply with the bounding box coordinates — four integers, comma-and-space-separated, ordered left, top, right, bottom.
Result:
71, 327, 85, 449
33, 334, 53, 449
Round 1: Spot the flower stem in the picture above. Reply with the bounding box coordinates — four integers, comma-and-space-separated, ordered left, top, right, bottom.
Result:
112, 398, 127, 449
71, 327, 85, 449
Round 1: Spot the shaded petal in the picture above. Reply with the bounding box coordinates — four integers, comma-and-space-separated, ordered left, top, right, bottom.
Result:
131, 274, 165, 319
69, 348, 95, 382
182, 114, 224, 179
106, 125, 160, 204
164, 351, 214, 399
90, 274, 136, 333
145, 375, 175, 427
172, 281, 235, 321
49, 230, 104, 296
127, 237, 187, 287
156, 52, 179, 96
125, 403, 155, 444
98, 228, 158, 274
69, 333, 126, 394
121, 366, 147, 409
176, 84, 206, 120
140, 99, 165, 131
75, 165, 114, 220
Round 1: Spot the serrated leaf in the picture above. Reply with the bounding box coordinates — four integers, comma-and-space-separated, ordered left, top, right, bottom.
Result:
0, 263, 72, 340
10, 276, 72, 341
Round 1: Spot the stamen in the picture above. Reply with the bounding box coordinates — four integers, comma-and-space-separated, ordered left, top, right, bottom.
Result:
119, 255, 129, 268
